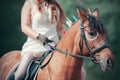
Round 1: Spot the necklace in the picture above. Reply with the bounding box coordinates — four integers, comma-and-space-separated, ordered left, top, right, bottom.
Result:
40, 2, 50, 22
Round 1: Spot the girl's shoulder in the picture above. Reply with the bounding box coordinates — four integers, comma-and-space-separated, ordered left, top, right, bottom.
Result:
21, 0, 32, 13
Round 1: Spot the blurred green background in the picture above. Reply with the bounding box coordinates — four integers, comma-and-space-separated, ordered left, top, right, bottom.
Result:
0, 0, 120, 80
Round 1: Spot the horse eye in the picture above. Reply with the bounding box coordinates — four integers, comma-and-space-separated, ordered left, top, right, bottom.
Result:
88, 32, 96, 36
86, 31, 98, 40
88, 31, 97, 38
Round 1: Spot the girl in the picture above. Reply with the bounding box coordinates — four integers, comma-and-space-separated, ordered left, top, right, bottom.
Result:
8, 0, 66, 79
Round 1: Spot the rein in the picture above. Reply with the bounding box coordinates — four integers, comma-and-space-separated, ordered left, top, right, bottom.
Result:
47, 44, 91, 60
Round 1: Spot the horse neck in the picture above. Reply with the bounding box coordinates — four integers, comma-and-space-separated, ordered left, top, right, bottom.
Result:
50, 20, 83, 76
57, 20, 81, 56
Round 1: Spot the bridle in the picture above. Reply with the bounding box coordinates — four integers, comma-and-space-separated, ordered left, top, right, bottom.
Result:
79, 20, 110, 63
47, 20, 110, 64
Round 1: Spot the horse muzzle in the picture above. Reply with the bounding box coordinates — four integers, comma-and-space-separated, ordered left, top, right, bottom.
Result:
98, 57, 114, 72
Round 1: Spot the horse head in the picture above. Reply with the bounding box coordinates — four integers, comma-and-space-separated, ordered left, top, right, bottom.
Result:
76, 8, 114, 71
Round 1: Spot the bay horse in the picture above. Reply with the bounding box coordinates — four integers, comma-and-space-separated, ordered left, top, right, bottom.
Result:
0, 8, 114, 80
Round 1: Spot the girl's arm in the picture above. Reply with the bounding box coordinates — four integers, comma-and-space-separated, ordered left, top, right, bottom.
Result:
21, 0, 39, 39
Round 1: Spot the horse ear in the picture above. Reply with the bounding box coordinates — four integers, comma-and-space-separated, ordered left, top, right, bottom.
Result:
76, 8, 80, 19
93, 8, 100, 18
76, 8, 87, 22
87, 8, 92, 15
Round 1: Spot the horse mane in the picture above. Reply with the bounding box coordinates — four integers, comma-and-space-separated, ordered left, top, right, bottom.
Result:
87, 14, 107, 35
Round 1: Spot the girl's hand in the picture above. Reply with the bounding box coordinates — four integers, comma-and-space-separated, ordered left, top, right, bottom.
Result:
37, 34, 49, 45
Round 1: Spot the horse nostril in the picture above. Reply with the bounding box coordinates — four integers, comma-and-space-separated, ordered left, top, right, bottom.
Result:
107, 58, 114, 70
